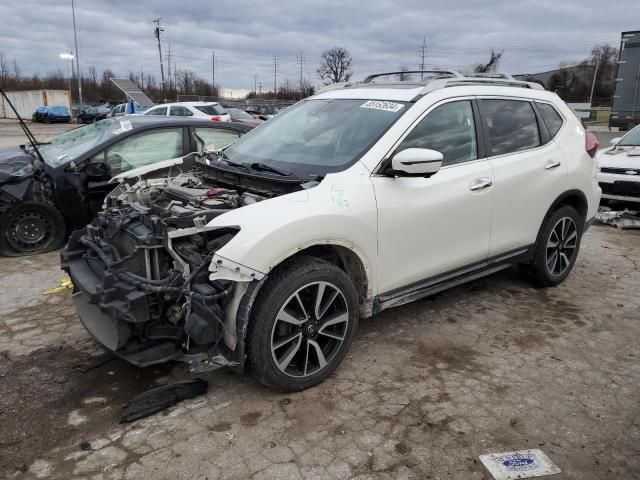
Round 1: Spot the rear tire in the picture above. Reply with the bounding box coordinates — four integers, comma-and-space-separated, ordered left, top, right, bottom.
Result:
522, 205, 583, 287
0, 202, 67, 256
247, 256, 359, 392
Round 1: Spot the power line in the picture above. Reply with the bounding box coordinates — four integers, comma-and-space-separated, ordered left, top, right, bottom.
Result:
273, 55, 278, 93
71, 0, 82, 104
153, 18, 166, 100
166, 43, 172, 90
418, 36, 427, 79
297, 51, 305, 98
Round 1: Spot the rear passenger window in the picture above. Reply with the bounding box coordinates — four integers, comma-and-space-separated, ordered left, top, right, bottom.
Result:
481, 100, 540, 156
396, 100, 478, 166
537, 103, 564, 138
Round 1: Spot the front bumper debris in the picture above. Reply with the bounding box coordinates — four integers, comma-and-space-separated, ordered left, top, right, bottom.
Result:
61, 220, 235, 370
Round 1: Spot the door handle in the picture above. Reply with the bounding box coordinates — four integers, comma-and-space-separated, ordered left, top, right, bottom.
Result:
545, 159, 562, 170
469, 178, 493, 191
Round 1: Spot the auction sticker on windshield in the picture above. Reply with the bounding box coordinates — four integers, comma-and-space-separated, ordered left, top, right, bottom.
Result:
120, 120, 133, 131
360, 100, 404, 112
479, 449, 560, 479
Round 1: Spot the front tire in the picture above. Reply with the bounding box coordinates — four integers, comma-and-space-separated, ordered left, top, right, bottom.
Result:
0, 202, 67, 256
523, 205, 583, 287
248, 257, 359, 392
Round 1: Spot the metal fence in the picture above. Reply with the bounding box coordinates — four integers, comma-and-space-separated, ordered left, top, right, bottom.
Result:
176, 94, 296, 109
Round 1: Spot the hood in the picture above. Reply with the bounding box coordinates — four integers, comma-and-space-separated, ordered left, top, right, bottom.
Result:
109, 156, 184, 184
0, 146, 36, 184
597, 146, 640, 170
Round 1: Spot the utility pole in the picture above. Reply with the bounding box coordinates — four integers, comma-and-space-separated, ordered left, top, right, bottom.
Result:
71, 0, 83, 105
140, 67, 144, 88
212, 51, 215, 90
273, 56, 278, 94
258, 82, 262, 96
297, 51, 306, 99
174, 61, 177, 94
418, 36, 427, 79
589, 59, 600, 106
153, 18, 166, 100
254, 74, 257, 95
166, 43, 172, 91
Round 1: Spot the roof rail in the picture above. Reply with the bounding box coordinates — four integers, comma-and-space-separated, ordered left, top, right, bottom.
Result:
363, 69, 463, 83
468, 72, 516, 80
419, 77, 545, 96
315, 71, 545, 95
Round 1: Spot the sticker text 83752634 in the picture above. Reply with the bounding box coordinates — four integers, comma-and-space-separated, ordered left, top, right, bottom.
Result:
360, 100, 405, 113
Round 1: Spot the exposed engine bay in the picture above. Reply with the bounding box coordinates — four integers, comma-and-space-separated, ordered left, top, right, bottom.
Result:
62, 156, 303, 372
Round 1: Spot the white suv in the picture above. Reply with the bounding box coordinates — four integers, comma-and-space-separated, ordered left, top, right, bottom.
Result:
144, 101, 231, 122
62, 71, 601, 391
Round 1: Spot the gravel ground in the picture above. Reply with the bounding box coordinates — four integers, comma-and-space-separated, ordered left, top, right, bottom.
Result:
1, 120, 639, 479
1, 226, 639, 480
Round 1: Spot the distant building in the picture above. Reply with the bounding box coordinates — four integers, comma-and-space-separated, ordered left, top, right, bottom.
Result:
514, 65, 592, 90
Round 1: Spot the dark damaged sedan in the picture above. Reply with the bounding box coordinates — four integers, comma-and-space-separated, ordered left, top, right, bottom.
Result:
0, 117, 251, 255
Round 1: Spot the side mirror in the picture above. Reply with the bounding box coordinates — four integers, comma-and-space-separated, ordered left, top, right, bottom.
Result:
610, 137, 622, 146
390, 148, 443, 177
84, 161, 111, 179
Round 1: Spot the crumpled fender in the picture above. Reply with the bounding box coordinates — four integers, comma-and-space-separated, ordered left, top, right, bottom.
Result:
206, 162, 379, 297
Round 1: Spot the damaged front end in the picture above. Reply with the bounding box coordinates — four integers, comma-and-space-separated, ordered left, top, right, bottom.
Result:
61, 171, 271, 373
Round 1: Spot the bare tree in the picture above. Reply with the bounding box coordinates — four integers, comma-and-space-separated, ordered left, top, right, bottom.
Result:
396, 66, 412, 81
474, 49, 504, 73
12, 58, 21, 79
317, 47, 353, 85
581, 44, 619, 102
88, 66, 97, 85
0, 51, 9, 83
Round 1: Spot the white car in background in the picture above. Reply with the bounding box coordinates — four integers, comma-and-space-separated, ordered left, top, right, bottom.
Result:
144, 101, 231, 122
597, 125, 640, 203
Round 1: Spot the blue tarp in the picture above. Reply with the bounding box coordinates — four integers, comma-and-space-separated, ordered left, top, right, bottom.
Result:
35, 105, 71, 117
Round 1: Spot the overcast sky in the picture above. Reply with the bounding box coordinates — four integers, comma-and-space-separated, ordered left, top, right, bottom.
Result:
1, 0, 639, 91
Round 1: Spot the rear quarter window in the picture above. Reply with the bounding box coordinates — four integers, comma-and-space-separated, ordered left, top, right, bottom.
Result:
537, 103, 564, 138
195, 105, 226, 115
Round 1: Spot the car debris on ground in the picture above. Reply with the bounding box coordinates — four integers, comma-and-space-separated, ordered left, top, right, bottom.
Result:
596, 208, 640, 229
120, 378, 208, 423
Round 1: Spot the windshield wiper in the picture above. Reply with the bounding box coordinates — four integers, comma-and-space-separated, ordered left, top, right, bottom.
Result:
214, 151, 248, 169
247, 162, 293, 177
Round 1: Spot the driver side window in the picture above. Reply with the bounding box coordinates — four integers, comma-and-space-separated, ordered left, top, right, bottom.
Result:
105, 128, 183, 173
396, 100, 478, 166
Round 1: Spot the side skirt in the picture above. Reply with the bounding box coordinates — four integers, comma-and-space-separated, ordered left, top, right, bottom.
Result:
372, 245, 535, 314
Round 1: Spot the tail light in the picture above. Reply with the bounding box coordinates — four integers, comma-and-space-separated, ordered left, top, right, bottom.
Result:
585, 131, 599, 158
211, 116, 221, 122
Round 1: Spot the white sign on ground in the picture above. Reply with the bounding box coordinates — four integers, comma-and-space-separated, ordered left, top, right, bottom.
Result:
479, 449, 561, 479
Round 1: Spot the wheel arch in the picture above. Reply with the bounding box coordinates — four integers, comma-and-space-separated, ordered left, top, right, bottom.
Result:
231, 242, 372, 375
276, 243, 372, 316
546, 189, 588, 223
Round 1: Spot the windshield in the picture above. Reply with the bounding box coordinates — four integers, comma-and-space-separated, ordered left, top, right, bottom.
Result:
224, 99, 408, 178
619, 126, 640, 146
229, 108, 254, 120
38, 118, 122, 167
